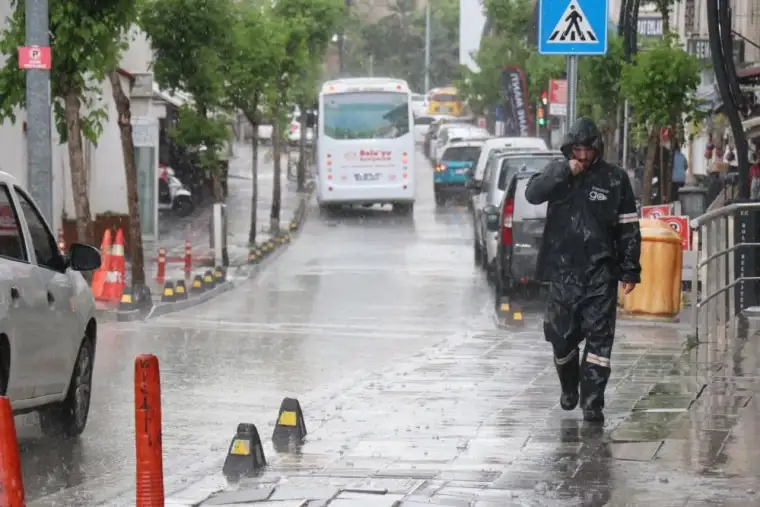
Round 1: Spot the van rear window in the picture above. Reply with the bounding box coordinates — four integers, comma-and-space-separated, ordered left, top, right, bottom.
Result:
443, 146, 482, 163
498, 156, 557, 190
515, 179, 548, 219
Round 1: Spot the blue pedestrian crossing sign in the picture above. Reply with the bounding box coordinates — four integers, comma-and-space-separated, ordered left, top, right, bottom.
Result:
538, 0, 608, 55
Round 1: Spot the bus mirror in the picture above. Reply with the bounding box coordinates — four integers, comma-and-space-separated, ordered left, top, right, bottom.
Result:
306, 111, 317, 128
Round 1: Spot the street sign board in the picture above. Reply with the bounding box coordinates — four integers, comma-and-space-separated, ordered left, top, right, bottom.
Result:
641, 203, 673, 219
548, 79, 567, 116
538, 0, 608, 55
18, 46, 51, 70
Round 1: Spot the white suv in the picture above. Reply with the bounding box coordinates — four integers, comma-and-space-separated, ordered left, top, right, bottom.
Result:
0, 172, 101, 438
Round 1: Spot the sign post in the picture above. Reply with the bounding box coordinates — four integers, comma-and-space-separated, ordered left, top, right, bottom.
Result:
538, 0, 609, 131
21, 0, 53, 226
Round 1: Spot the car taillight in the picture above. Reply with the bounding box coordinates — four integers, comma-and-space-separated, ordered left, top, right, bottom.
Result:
502, 199, 514, 245
435, 163, 447, 172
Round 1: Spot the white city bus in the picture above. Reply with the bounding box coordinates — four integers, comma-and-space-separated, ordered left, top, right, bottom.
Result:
316, 78, 416, 214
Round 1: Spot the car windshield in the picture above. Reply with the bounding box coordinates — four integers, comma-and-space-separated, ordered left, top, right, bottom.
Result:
323, 92, 409, 140
432, 93, 457, 102
498, 156, 557, 190
442, 146, 482, 163
515, 179, 548, 219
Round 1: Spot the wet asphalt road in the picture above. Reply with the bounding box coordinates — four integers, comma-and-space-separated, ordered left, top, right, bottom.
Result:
16, 151, 760, 506
19, 151, 495, 505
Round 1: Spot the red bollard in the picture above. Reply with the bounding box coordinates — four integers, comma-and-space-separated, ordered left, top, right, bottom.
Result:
0, 396, 25, 507
183, 240, 192, 277
155, 248, 166, 285
135, 354, 164, 506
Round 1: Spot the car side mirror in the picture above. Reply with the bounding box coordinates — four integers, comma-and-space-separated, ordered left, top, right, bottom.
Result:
484, 205, 500, 231
68, 243, 102, 271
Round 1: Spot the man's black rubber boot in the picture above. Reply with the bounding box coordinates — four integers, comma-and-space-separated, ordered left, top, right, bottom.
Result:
555, 349, 580, 411
583, 408, 604, 423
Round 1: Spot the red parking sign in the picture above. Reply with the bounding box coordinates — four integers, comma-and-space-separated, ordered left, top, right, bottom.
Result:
18, 46, 51, 70
659, 215, 690, 250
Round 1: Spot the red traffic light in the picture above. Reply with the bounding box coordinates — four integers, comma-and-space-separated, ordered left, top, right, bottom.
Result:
541, 90, 548, 105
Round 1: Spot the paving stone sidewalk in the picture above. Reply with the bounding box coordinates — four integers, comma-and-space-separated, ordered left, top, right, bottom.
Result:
161, 317, 760, 506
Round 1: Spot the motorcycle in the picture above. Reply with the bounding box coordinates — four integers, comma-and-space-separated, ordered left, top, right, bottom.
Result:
158, 166, 194, 217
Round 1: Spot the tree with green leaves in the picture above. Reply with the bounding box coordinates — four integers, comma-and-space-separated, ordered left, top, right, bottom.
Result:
577, 33, 625, 157
140, 0, 235, 201
223, 2, 287, 248
0, 0, 135, 245
266, 0, 343, 233
620, 34, 702, 204
343, 0, 458, 91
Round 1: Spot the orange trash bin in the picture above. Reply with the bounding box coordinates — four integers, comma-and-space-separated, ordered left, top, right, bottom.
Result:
619, 218, 682, 319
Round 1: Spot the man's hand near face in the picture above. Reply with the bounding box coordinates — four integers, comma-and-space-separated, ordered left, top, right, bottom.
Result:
569, 159, 585, 176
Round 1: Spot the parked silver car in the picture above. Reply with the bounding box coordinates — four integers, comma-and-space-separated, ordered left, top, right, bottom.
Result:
468, 151, 562, 279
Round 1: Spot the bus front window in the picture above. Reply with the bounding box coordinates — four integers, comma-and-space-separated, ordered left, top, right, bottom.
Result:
323, 92, 409, 140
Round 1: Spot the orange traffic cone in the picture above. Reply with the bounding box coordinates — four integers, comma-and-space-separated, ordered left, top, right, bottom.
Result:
100, 228, 126, 303
92, 229, 113, 300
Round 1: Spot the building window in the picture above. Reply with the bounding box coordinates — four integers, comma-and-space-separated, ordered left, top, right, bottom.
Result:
684, 0, 696, 34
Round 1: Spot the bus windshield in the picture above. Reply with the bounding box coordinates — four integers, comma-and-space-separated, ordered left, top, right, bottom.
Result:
431, 93, 457, 102
323, 92, 410, 140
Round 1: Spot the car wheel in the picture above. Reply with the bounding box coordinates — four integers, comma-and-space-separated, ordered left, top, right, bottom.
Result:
394, 203, 414, 215
173, 195, 194, 217
39, 337, 94, 438
434, 188, 445, 206
473, 239, 483, 266
0, 339, 8, 396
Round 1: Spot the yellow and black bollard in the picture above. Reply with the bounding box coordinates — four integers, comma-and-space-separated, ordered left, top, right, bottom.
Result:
202, 270, 215, 290
191, 274, 205, 295
161, 281, 176, 303
175, 280, 188, 300
213, 266, 226, 284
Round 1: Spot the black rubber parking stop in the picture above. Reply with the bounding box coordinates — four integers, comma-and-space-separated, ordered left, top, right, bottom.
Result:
497, 297, 524, 326
191, 274, 205, 295
119, 286, 134, 311
222, 422, 266, 478
202, 270, 215, 289
272, 397, 307, 445
161, 282, 175, 303
175, 280, 188, 300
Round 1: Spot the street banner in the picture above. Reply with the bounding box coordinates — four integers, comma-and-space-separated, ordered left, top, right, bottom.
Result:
499, 66, 532, 137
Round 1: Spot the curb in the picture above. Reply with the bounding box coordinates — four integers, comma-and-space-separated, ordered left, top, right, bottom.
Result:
108, 185, 314, 323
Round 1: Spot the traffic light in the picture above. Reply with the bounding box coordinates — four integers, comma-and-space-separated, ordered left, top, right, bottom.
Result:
537, 105, 546, 127
541, 90, 548, 106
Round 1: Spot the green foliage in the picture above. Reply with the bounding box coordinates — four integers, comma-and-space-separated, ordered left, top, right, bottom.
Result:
140, 0, 236, 169
577, 33, 624, 122
620, 34, 702, 137
343, 0, 459, 91
0, 0, 135, 142
140, 0, 234, 109
169, 106, 231, 170
223, 2, 287, 121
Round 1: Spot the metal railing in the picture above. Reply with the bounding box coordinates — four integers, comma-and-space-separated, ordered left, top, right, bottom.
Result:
690, 202, 760, 341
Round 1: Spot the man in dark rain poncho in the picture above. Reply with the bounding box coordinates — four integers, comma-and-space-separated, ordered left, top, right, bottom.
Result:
525, 117, 641, 423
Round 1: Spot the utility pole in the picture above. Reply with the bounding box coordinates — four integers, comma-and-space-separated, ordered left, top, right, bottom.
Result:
424, 2, 431, 92
26, 0, 53, 223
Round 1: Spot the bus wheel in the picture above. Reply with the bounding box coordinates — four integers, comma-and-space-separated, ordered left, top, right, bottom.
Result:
394, 203, 414, 215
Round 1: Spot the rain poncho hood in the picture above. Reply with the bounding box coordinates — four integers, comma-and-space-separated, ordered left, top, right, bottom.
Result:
560, 117, 604, 160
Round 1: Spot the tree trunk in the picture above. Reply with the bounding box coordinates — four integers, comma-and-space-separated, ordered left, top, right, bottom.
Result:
640, 128, 659, 206
297, 105, 307, 192
64, 89, 94, 245
270, 115, 282, 234
245, 107, 260, 247
108, 71, 146, 286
